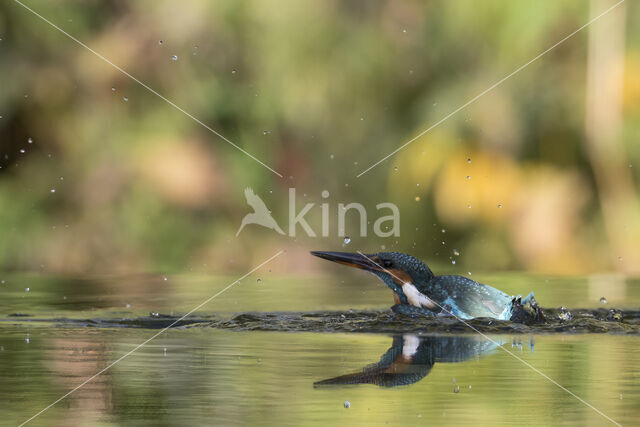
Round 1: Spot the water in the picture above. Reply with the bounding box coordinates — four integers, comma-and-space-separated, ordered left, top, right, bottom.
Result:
1, 273, 640, 425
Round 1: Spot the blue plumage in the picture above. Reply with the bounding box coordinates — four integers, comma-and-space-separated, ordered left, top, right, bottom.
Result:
311, 251, 543, 323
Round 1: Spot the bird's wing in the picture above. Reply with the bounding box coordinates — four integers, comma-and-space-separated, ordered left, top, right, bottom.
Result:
244, 187, 269, 212
430, 275, 512, 319
428, 336, 500, 363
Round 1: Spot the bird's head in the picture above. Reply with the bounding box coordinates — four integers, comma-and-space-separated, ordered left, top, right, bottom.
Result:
310, 251, 435, 304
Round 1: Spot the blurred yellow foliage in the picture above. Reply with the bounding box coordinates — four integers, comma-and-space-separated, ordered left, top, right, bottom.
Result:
434, 148, 521, 226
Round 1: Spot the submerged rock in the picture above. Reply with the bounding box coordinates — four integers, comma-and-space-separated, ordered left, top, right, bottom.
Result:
606, 309, 623, 322
3, 308, 639, 334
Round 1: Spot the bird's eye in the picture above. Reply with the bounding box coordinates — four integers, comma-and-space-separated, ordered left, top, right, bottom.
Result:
383, 260, 393, 268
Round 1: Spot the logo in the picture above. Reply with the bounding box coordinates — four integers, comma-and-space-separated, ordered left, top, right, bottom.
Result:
237, 188, 400, 238
236, 188, 285, 236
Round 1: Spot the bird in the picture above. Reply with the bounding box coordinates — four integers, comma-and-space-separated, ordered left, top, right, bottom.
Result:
310, 251, 544, 323
236, 188, 285, 236
314, 334, 499, 388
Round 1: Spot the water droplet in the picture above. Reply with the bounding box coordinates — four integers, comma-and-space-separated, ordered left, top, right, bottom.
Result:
452, 249, 460, 256
163, 276, 168, 281
126, 303, 131, 308
467, 204, 471, 209
19, 149, 25, 153
380, 245, 386, 250
111, 87, 116, 91
123, 97, 129, 102
415, 196, 420, 201
497, 204, 502, 208
558, 307, 572, 322
321, 190, 330, 198
467, 157, 471, 164
26, 337, 30, 344
453, 385, 460, 393
441, 228, 446, 233
467, 271, 472, 275
618, 256, 623, 261
256, 278, 262, 283
394, 166, 398, 171
25, 287, 30, 292
402, 29, 407, 33
466, 175, 470, 180
232, 69, 237, 74
171, 55, 178, 61
27, 137, 33, 144
600, 297, 607, 304
451, 260, 456, 265
344, 400, 351, 408
263, 130, 270, 135
163, 347, 167, 355
158, 40, 163, 45
329, 154, 334, 159
343, 236, 351, 245
50, 189, 55, 193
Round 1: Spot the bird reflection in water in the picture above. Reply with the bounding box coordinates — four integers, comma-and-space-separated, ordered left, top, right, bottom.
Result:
314, 335, 529, 388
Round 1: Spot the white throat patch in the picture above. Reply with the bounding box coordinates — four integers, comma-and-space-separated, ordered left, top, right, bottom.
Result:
401, 282, 438, 310
402, 334, 420, 359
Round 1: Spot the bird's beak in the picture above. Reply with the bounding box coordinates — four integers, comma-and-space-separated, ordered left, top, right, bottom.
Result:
310, 251, 381, 272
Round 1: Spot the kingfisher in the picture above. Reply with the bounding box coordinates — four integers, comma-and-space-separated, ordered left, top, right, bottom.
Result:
311, 251, 543, 323
314, 334, 499, 388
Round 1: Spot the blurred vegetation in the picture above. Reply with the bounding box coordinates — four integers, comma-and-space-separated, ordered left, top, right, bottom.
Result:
0, 0, 639, 275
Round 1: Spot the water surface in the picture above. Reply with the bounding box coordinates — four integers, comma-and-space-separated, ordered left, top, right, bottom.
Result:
1, 273, 639, 425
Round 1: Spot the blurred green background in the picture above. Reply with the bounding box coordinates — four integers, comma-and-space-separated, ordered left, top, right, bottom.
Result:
1, 0, 639, 276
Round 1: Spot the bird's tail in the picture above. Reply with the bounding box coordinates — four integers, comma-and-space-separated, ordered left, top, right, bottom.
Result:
509, 292, 545, 324
521, 292, 535, 304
